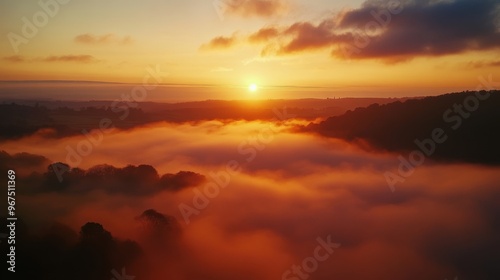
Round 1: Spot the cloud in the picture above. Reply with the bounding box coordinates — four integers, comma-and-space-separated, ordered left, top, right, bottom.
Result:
200, 35, 239, 50
206, 0, 500, 62
74, 33, 133, 45
277, 21, 346, 54
42, 55, 98, 63
332, 0, 500, 61
248, 27, 279, 43
3, 55, 25, 62
466, 60, 500, 69
2, 55, 98, 63
221, 0, 288, 18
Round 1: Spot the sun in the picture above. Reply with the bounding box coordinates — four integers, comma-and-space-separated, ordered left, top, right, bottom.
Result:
248, 83, 258, 92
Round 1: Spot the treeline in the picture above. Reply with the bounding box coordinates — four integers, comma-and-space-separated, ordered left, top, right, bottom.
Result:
0, 98, 402, 140
0, 150, 205, 195
1, 209, 180, 280
0, 103, 147, 140
308, 91, 500, 164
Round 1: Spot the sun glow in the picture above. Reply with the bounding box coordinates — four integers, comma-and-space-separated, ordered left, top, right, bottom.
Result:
248, 84, 258, 92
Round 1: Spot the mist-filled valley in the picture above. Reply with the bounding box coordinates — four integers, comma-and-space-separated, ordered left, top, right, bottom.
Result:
1, 91, 500, 279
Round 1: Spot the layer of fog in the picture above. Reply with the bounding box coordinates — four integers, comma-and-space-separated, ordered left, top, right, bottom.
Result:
3, 120, 500, 279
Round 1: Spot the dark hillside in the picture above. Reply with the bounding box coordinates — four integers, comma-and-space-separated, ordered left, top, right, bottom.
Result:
309, 91, 500, 164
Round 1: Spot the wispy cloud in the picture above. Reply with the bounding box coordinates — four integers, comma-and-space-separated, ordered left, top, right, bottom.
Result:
74, 33, 133, 45
3, 55, 26, 63
465, 60, 500, 69
200, 35, 239, 50
3, 55, 99, 63
42, 55, 98, 63
222, 0, 288, 18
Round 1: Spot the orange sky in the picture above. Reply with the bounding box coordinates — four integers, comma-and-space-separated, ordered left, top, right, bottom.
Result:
0, 0, 499, 99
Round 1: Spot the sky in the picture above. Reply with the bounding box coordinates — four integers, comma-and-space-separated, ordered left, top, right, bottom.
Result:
0, 0, 499, 100
1, 2, 500, 278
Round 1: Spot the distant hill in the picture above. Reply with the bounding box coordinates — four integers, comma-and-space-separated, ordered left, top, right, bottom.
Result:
0, 98, 403, 140
308, 91, 500, 164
